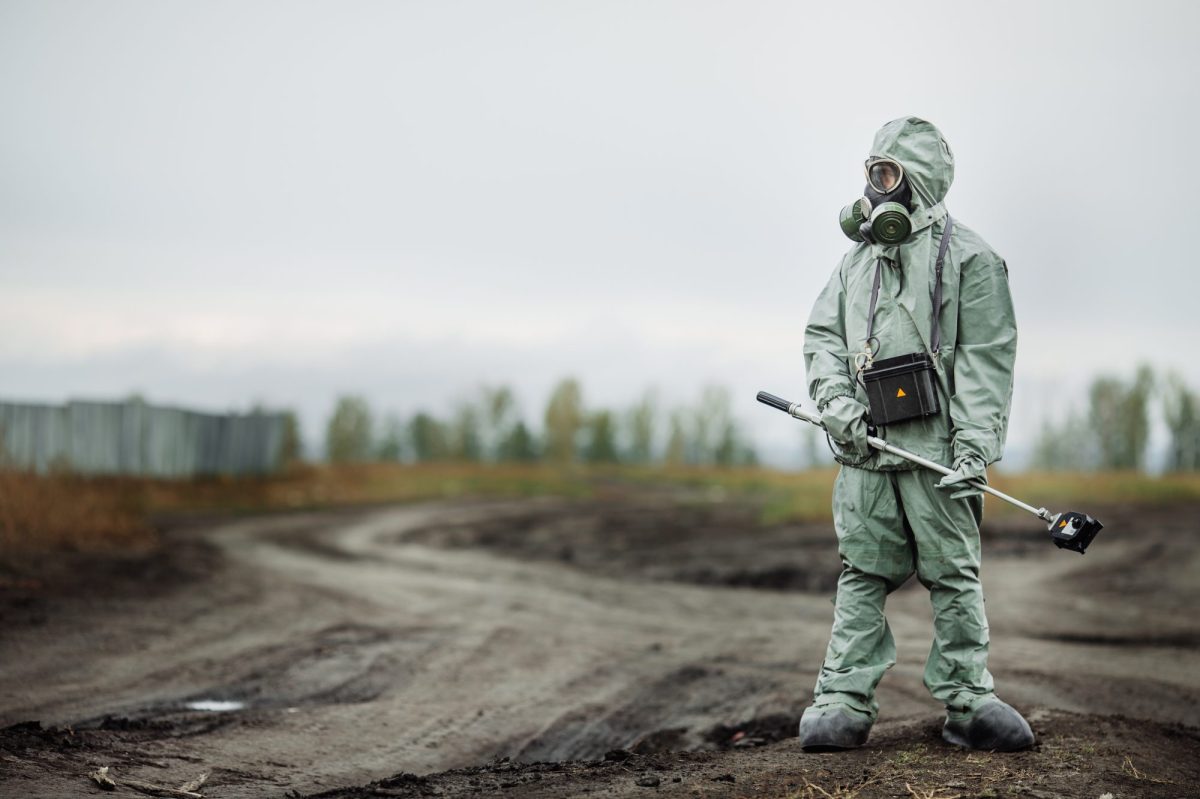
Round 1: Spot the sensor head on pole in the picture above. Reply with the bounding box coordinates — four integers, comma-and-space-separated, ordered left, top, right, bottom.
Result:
1048, 511, 1104, 554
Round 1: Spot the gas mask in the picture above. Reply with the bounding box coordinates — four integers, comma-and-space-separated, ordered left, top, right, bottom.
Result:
838, 158, 914, 245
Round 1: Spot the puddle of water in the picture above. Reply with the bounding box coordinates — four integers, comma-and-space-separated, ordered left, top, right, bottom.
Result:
184, 699, 245, 712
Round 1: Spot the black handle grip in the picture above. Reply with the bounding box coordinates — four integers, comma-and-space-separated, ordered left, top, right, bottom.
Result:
756, 391, 793, 413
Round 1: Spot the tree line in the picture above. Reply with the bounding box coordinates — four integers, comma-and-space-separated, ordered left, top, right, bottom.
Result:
308, 379, 759, 467
1032, 365, 1200, 472
280, 366, 1200, 472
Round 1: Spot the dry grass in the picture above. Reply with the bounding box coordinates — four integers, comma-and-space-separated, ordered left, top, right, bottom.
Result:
905, 784, 961, 799
1121, 755, 1172, 784
3, 462, 1199, 555
790, 776, 879, 799
0, 462, 593, 554
766, 468, 1200, 523
0, 470, 154, 553
988, 470, 1200, 517
0, 461, 820, 554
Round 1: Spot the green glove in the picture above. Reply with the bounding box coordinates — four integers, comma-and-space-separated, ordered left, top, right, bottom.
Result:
821, 396, 871, 459
936, 454, 987, 499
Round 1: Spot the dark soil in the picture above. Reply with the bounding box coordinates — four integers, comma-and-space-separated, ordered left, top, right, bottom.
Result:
1, 494, 1198, 798
398, 498, 845, 593
302, 711, 1200, 798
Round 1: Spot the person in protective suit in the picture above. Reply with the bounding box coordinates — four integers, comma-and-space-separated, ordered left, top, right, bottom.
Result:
800, 117, 1033, 752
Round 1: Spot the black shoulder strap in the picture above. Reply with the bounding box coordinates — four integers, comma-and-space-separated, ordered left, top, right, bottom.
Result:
863, 215, 953, 357
864, 257, 884, 348
930, 215, 953, 355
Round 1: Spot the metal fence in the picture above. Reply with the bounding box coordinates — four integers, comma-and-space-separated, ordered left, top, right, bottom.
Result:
0, 399, 287, 477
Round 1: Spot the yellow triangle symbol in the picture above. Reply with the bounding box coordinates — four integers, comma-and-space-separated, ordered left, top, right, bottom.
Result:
896, 387, 907, 398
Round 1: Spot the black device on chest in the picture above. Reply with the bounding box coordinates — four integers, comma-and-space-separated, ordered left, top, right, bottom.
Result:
861, 352, 940, 425
858, 216, 953, 428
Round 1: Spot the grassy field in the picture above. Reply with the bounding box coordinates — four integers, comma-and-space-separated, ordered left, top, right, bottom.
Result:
3, 462, 1200, 553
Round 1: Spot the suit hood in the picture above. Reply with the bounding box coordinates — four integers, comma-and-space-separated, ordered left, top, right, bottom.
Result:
870, 117, 954, 211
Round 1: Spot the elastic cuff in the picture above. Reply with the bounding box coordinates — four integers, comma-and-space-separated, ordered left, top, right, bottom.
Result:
952, 450, 989, 468
818, 393, 856, 413
812, 694, 876, 721
945, 692, 997, 721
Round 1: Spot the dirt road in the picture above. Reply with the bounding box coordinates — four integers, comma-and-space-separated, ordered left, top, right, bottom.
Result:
2, 489, 1198, 797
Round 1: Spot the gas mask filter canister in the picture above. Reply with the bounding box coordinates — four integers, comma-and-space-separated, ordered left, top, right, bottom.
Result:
838, 157, 914, 245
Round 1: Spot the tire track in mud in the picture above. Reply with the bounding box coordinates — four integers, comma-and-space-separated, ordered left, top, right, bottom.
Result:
2, 495, 1199, 798
2, 497, 853, 797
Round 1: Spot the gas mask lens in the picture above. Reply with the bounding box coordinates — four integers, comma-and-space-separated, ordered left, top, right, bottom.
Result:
865, 158, 904, 193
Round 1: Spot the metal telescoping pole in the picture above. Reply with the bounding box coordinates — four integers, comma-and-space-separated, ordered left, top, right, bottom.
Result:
866, 435, 1050, 521
757, 392, 1051, 523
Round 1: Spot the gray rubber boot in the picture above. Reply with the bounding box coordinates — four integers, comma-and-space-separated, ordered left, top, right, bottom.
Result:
942, 699, 1034, 752
798, 705, 873, 752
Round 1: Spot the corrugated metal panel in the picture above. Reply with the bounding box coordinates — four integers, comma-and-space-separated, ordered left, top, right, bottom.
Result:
0, 399, 286, 477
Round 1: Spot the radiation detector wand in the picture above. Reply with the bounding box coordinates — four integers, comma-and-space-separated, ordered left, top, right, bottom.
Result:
756, 390, 1103, 553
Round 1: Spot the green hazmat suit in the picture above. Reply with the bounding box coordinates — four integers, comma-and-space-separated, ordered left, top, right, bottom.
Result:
802, 117, 1018, 724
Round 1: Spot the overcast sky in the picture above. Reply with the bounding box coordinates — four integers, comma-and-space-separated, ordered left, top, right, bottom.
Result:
2, 1, 1197, 465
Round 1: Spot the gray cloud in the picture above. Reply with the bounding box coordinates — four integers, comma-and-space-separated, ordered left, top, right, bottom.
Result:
2, 1, 1197, 465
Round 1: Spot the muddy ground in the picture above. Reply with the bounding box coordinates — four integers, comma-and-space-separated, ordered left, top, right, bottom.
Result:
1, 487, 1198, 797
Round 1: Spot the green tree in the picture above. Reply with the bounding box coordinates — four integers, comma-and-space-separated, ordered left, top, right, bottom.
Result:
497, 420, 539, 462
1031, 411, 1092, 471
1163, 373, 1200, 471
543, 378, 584, 463
664, 409, 687, 466
479, 385, 518, 462
689, 385, 733, 465
1088, 365, 1154, 470
326, 395, 374, 463
739, 443, 760, 467
409, 412, 449, 462
712, 416, 759, 467
625, 390, 657, 464
714, 419, 739, 466
279, 409, 304, 464
584, 410, 620, 463
450, 402, 483, 461
376, 413, 405, 462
